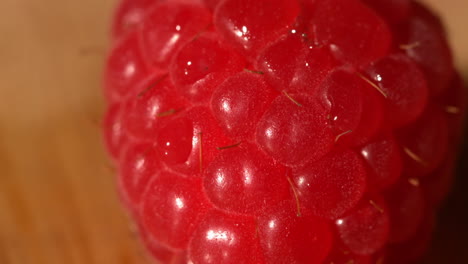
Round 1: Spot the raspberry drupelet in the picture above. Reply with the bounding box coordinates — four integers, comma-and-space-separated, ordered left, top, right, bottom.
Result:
103, 0, 467, 263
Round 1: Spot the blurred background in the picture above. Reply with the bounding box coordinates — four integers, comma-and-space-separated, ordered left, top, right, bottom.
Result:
0, 0, 466, 263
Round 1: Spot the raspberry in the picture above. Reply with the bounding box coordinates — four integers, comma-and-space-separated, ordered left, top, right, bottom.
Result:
214, 0, 300, 58
104, 0, 466, 263
360, 135, 403, 191
189, 210, 264, 264
310, 0, 392, 66
119, 142, 159, 206
170, 33, 246, 103
112, 0, 156, 39
140, 1, 212, 68
141, 171, 211, 249
211, 72, 277, 139
255, 33, 338, 94
256, 93, 334, 166
257, 201, 333, 264
365, 53, 428, 129
104, 32, 149, 102
203, 143, 290, 215
335, 196, 390, 255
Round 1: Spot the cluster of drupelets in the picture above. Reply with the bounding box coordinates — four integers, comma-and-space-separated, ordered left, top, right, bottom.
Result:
104, 0, 466, 263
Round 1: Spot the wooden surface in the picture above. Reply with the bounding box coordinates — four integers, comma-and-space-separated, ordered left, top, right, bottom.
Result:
0, 0, 467, 263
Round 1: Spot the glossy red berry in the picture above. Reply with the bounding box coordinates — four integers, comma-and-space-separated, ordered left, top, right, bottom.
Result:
214, 0, 299, 58
203, 143, 289, 215
256, 33, 338, 94
350, 84, 385, 146
141, 171, 211, 249
292, 150, 367, 219
104, 0, 465, 263
335, 197, 390, 255
360, 135, 402, 191
256, 94, 334, 166
112, 0, 156, 39
119, 142, 160, 207
139, 2, 212, 68
188, 210, 264, 264
310, 0, 392, 66
122, 74, 188, 139
319, 68, 365, 146
170, 33, 245, 103
255, 33, 304, 92
155, 107, 231, 176
365, 53, 428, 128
103, 103, 128, 159
257, 201, 333, 264
211, 72, 278, 140
105, 32, 149, 102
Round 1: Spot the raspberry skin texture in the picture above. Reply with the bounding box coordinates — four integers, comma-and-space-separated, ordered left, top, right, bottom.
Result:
104, 0, 466, 263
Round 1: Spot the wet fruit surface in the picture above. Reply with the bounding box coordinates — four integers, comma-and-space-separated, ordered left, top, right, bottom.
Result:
104, 0, 466, 263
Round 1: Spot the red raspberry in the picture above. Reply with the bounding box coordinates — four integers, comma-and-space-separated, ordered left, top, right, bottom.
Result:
103, 0, 467, 263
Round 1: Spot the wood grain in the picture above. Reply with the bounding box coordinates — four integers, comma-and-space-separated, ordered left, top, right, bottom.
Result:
0, 0, 466, 263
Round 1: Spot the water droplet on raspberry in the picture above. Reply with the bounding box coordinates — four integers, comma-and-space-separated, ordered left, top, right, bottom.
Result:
256, 93, 334, 166
400, 2, 454, 96
397, 107, 449, 177
385, 180, 425, 243
214, 0, 299, 58
257, 201, 333, 264
170, 33, 245, 103
188, 210, 264, 264
310, 0, 391, 66
360, 134, 402, 191
292, 150, 367, 219
211, 72, 278, 140
204, 143, 289, 215
365, 54, 428, 128
105, 32, 149, 102
140, 2, 212, 68
122, 75, 188, 140
141, 171, 211, 249
336, 197, 390, 255
119, 142, 160, 207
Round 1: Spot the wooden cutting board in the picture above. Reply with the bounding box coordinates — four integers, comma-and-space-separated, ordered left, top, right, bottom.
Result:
0, 0, 467, 263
